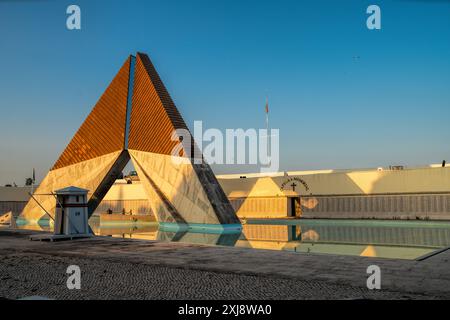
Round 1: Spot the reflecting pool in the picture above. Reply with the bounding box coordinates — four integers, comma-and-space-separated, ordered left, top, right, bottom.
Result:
87, 217, 450, 260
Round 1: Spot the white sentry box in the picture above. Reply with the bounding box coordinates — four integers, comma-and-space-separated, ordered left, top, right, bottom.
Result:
54, 186, 90, 236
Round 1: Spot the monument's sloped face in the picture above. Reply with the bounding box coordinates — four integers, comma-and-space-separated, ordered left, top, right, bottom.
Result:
52, 57, 131, 170
127, 53, 216, 224
130, 150, 221, 225
19, 151, 123, 224
128, 53, 188, 155
19, 53, 240, 229
128, 53, 240, 226
19, 57, 132, 225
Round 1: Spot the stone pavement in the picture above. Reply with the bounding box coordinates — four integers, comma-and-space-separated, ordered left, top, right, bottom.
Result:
0, 229, 449, 299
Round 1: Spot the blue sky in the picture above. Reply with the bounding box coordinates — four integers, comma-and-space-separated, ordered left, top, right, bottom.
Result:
0, 0, 449, 185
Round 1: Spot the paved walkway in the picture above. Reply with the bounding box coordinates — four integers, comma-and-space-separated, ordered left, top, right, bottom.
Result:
0, 229, 449, 299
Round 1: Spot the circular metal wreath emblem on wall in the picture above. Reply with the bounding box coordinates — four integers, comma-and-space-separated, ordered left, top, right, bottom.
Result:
280, 177, 309, 192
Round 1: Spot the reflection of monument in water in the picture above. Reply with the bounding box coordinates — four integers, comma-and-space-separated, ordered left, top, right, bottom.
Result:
18, 53, 240, 232
92, 220, 241, 247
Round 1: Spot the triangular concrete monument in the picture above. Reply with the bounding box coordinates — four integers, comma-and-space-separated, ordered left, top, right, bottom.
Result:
19, 53, 240, 229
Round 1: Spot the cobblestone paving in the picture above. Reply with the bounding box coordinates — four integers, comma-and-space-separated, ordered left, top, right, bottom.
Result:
0, 253, 437, 300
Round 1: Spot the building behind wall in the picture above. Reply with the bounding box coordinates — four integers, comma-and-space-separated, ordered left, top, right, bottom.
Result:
217, 165, 450, 220
0, 186, 30, 218
93, 179, 153, 215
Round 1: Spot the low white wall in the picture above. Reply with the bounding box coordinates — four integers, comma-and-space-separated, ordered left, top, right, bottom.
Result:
218, 167, 450, 197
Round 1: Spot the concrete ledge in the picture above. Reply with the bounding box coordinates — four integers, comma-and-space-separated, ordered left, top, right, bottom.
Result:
29, 233, 93, 242
159, 222, 242, 234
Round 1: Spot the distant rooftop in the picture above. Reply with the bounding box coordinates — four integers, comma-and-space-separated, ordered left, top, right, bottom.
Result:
55, 186, 89, 194
0, 186, 31, 202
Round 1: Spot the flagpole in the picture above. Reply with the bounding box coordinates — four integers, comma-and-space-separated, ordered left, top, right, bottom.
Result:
265, 96, 270, 156
31, 168, 35, 195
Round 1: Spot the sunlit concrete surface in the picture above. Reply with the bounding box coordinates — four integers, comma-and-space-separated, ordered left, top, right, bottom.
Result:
0, 228, 449, 300
130, 150, 225, 224
19, 151, 123, 223
218, 166, 450, 196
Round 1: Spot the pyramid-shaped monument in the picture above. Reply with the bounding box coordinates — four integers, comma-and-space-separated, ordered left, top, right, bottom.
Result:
20, 53, 240, 229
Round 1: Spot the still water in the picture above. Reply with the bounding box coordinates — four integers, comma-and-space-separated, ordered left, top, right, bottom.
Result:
87, 217, 450, 260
